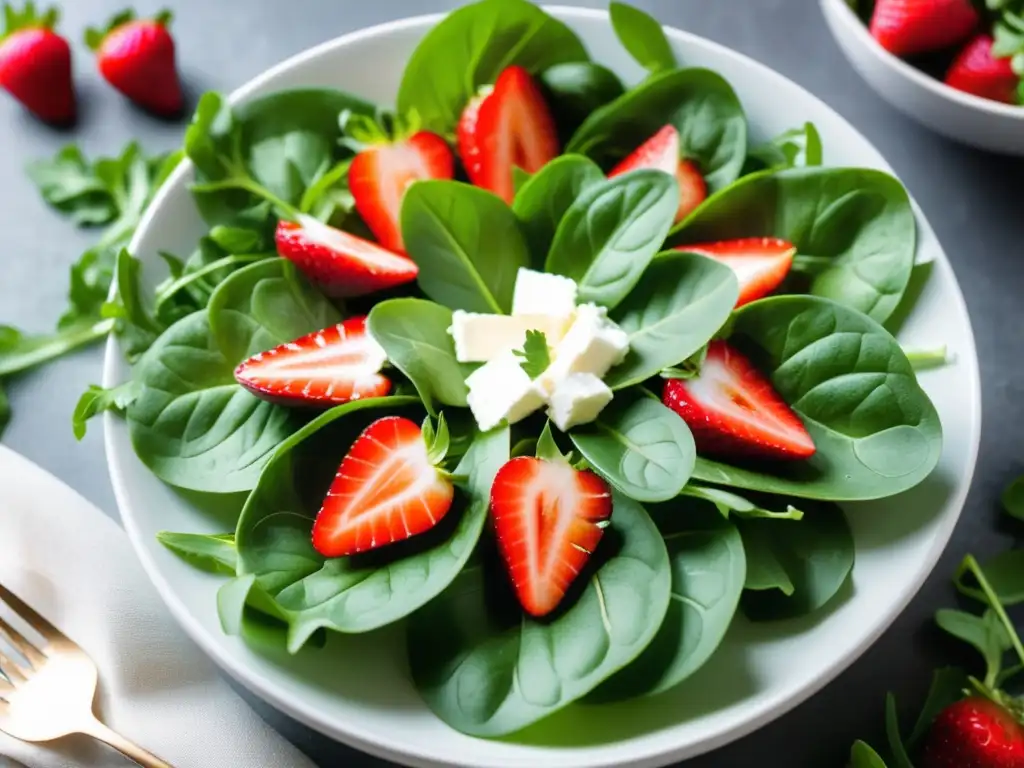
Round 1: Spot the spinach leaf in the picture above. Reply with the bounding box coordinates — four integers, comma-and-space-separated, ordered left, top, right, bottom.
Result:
367, 299, 471, 412
569, 396, 695, 503
935, 609, 1010, 686
671, 167, 916, 322
396, 0, 589, 134
682, 484, 804, 521
546, 170, 679, 309
590, 499, 744, 701
512, 154, 604, 264
72, 380, 141, 440
609, 1, 677, 73
737, 500, 854, 621
745, 122, 823, 173
231, 400, 506, 651
885, 694, 915, 768
402, 180, 530, 313
1003, 475, 1024, 521
691, 296, 942, 501
606, 251, 737, 389
539, 63, 625, 144
907, 667, 969, 746
850, 741, 889, 768
408, 493, 671, 737
157, 531, 237, 575
566, 68, 748, 193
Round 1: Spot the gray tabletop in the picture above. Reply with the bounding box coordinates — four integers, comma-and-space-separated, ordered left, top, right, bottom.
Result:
2, 1, 1022, 765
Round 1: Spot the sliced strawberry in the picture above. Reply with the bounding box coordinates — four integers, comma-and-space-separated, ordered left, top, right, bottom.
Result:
944, 35, 1019, 104
609, 125, 707, 222
234, 316, 392, 406
490, 457, 613, 618
869, 0, 979, 58
662, 340, 815, 462
275, 214, 419, 298
677, 238, 795, 307
312, 416, 455, 557
457, 65, 559, 204
349, 130, 454, 253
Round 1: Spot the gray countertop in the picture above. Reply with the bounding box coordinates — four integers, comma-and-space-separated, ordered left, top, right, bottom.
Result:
2, 1, 1022, 765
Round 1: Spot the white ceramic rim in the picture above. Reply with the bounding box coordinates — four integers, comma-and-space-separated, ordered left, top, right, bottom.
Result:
822, 0, 1024, 119
103, 7, 983, 767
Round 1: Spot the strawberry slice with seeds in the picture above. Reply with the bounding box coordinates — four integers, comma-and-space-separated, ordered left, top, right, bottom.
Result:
234, 316, 392, 406
312, 415, 455, 557
490, 457, 613, 618
275, 214, 419, 298
457, 65, 560, 204
349, 127, 454, 253
869, 0, 979, 58
609, 125, 707, 223
678, 237, 795, 307
944, 35, 1019, 104
662, 340, 815, 462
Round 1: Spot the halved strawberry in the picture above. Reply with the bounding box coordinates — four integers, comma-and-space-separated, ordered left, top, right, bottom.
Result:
312, 416, 455, 557
457, 65, 559, 204
234, 316, 391, 406
349, 130, 454, 253
609, 125, 707, 222
490, 457, 613, 618
944, 35, 1019, 104
275, 214, 418, 298
677, 237, 795, 307
662, 340, 815, 462
869, 0, 979, 58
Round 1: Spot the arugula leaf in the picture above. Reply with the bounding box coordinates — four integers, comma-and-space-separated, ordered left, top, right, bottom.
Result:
513, 330, 550, 379
609, 2, 677, 74
745, 122, 823, 173
26, 145, 119, 226
72, 380, 142, 440
935, 609, 1010, 687
884, 696, 915, 768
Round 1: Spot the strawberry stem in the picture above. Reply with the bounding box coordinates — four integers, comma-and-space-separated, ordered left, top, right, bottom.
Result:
961, 554, 1024, 669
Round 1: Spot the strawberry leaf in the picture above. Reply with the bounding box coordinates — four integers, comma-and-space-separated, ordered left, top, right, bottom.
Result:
154, 8, 172, 26
84, 8, 135, 49
513, 329, 550, 379
1, 1, 59, 39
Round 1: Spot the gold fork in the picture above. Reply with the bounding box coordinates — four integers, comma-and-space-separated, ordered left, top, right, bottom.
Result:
0, 582, 173, 767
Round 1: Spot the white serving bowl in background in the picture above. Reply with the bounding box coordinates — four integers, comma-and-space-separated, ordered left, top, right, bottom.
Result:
821, 0, 1024, 155
103, 6, 981, 767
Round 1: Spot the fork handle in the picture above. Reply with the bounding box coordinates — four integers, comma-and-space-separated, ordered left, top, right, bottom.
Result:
82, 718, 175, 768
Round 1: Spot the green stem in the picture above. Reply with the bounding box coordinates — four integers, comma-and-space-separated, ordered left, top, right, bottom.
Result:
790, 254, 834, 275
191, 176, 301, 220
300, 158, 352, 214
154, 253, 269, 310
0, 318, 115, 378
903, 345, 950, 371
962, 554, 1024, 669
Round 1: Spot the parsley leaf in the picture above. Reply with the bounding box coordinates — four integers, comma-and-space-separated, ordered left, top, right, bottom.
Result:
514, 330, 551, 379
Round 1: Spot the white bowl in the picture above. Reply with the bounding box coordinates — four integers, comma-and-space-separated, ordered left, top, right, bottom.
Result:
103, 7, 982, 768
821, 0, 1024, 155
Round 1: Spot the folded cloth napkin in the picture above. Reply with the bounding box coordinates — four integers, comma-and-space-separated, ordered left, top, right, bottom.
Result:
0, 445, 317, 768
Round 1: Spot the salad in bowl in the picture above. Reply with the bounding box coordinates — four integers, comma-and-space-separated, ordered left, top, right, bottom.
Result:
94, 0, 949, 749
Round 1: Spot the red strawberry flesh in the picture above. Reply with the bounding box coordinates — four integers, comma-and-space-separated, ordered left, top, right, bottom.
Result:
275, 215, 419, 298
921, 696, 1024, 768
869, 0, 979, 58
97, 18, 182, 115
312, 416, 455, 557
0, 22, 74, 123
490, 457, 613, 618
662, 340, 815, 462
234, 316, 391, 406
678, 237, 795, 307
945, 35, 1019, 105
609, 125, 707, 222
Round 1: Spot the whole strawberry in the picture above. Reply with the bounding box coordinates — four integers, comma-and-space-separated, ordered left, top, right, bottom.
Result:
0, 2, 74, 123
85, 9, 182, 116
921, 696, 1024, 768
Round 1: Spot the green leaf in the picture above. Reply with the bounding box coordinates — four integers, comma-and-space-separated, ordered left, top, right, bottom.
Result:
367, 299, 472, 412
0, 384, 9, 438
513, 330, 551, 379
885, 694, 915, 768
569, 395, 695, 503
907, 667, 969, 746
671, 167, 916, 322
609, 1, 677, 73
546, 170, 679, 309
745, 122, 823, 173
72, 380, 141, 440
606, 251, 738, 389
209, 225, 265, 254
396, 0, 589, 134
954, 549, 1024, 606
157, 531, 237, 576
850, 741, 888, 768
401, 180, 531, 313
408, 492, 671, 737
26, 145, 118, 226
535, 420, 566, 462
0, 317, 114, 379
234, 402, 506, 651
1003, 475, 1024, 521
567, 67, 748, 193
539, 63, 626, 144
682, 484, 804, 521
935, 609, 1010, 686
512, 154, 605, 263
737, 501, 854, 620
691, 296, 943, 501
589, 499, 744, 701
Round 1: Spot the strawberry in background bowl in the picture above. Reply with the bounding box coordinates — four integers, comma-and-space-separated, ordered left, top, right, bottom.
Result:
821, 0, 1024, 155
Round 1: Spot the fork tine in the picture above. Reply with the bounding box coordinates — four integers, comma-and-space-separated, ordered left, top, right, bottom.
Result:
0, 652, 27, 685
0, 615, 46, 668
0, 583, 69, 647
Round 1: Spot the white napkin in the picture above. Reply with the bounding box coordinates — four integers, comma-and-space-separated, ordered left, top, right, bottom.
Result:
0, 445, 317, 768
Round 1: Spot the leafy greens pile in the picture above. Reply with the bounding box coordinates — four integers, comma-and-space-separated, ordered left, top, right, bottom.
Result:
68, 0, 944, 740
